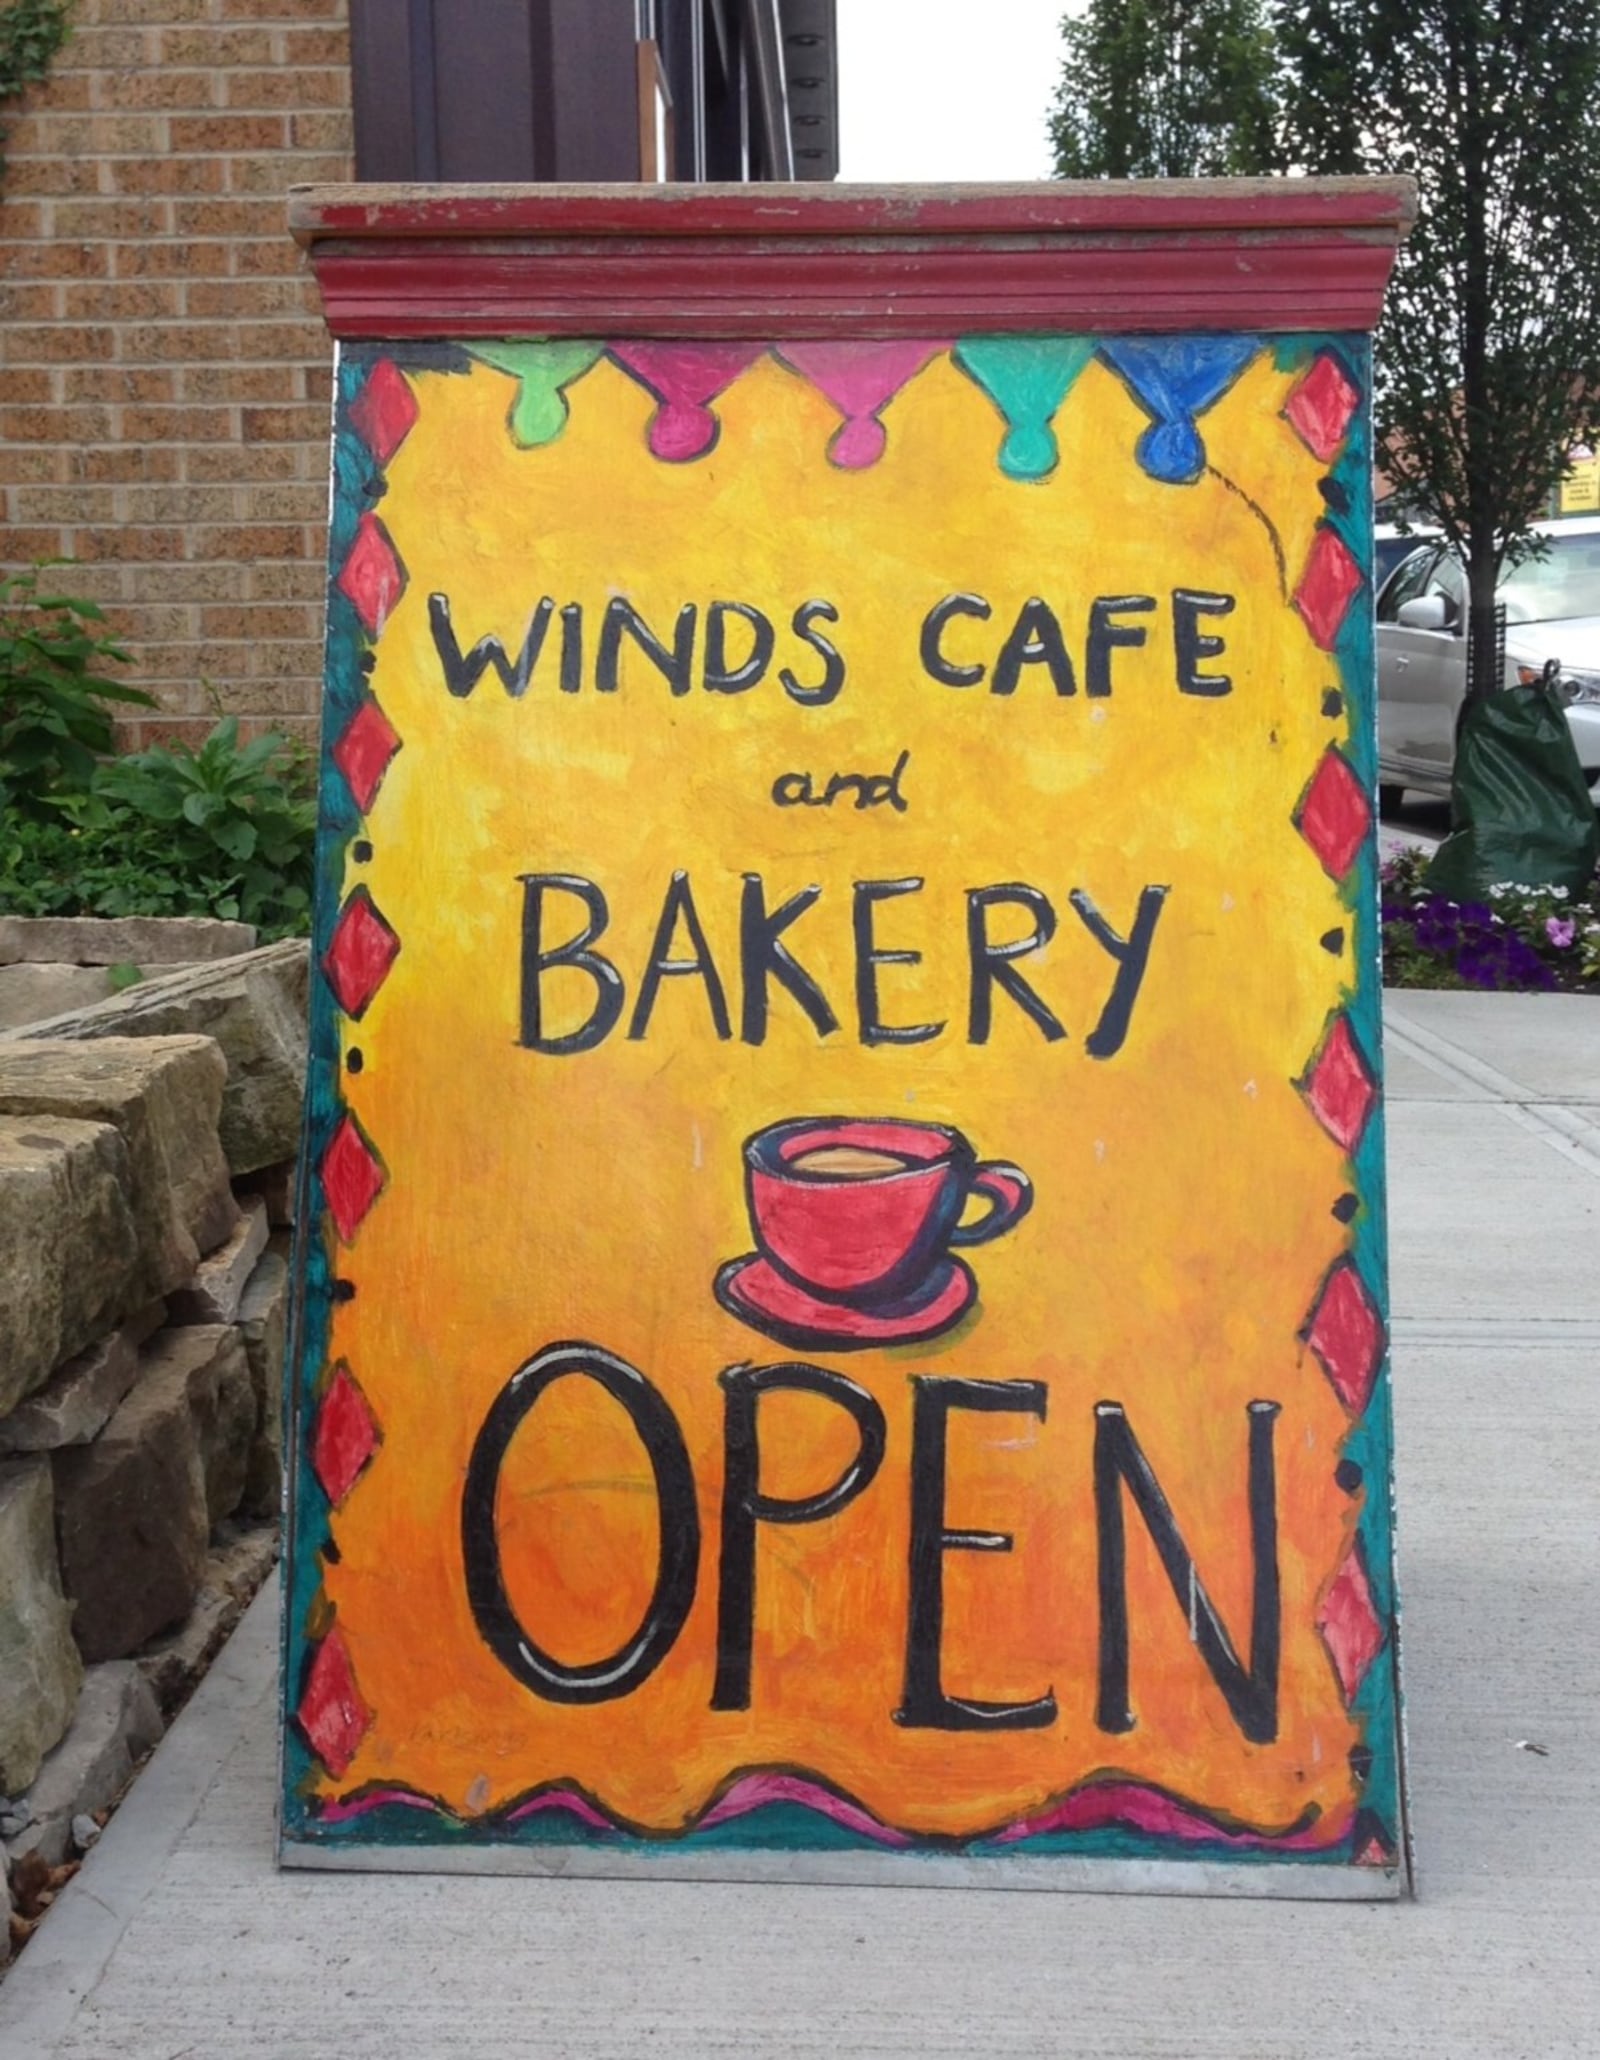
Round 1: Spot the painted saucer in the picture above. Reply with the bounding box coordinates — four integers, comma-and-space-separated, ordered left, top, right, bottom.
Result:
713, 1252, 976, 1350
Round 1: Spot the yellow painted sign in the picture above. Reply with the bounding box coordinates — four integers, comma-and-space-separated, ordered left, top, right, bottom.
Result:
283, 333, 1403, 1891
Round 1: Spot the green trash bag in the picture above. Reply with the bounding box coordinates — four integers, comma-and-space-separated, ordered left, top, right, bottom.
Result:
1424, 680, 1600, 902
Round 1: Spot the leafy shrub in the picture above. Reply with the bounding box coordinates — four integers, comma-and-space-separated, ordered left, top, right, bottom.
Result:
1, 719, 316, 940
0, 565, 153, 816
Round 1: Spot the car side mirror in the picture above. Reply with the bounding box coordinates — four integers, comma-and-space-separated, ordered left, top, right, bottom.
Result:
1396, 594, 1450, 631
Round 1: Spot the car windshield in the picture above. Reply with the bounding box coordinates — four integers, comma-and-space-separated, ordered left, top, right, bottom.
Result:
1499, 533, 1600, 623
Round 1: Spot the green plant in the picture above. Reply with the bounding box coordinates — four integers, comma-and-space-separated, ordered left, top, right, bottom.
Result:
82, 717, 316, 933
0, 0, 72, 181
0, 564, 153, 816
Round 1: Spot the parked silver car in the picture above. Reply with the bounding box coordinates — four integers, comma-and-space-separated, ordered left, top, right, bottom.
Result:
1375, 516, 1600, 806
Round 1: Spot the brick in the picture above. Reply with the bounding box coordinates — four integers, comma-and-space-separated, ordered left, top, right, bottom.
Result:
3, 323, 115, 364
224, 66, 347, 110
0, 283, 61, 321
102, 68, 221, 111
0, 405, 113, 444
0, 529, 71, 561
232, 239, 311, 278
216, 669, 319, 707
245, 641, 323, 681
120, 487, 240, 526
246, 561, 323, 600
240, 484, 323, 524
232, 325, 322, 365
104, 602, 198, 642
0, 200, 47, 239
158, 25, 274, 64
241, 403, 326, 442
122, 716, 214, 752
70, 526, 187, 563
167, 114, 286, 154
62, 280, 181, 323
0, 369, 56, 404
199, 602, 315, 640
10, 487, 120, 527
181, 363, 296, 403
117, 321, 237, 363
114, 238, 230, 278
282, 24, 349, 63
52, 198, 171, 239
2, 158, 104, 198
288, 109, 352, 152
91, 0, 211, 22
185, 443, 301, 483
170, 196, 287, 239
61, 366, 175, 403
69, 26, 154, 68
105, 154, 227, 197
184, 277, 309, 319
191, 523, 306, 560
147, 564, 249, 602
71, 446, 181, 485
0, 450, 66, 485
121, 405, 237, 443
220, 0, 345, 18
2, 240, 110, 280
227, 149, 349, 195
34, 112, 170, 155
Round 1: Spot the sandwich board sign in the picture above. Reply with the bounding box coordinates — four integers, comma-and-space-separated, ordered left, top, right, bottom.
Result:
282, 180, 1414, 1896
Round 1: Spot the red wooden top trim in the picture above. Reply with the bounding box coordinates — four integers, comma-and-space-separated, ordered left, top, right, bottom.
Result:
291, 180, 1414, 340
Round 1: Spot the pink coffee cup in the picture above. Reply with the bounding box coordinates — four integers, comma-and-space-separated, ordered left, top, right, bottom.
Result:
744, 1116, 1031, 1306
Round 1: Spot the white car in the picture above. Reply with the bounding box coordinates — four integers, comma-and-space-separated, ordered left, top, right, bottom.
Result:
1375, 516, 1600, 806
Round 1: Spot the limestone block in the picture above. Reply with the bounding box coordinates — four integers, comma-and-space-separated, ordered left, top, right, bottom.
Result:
9, 941, 310, 1175
167, 1196, 270, 1326
3, 1661, 164, 1870
53, 1349, 210, 1664
163, 1325, 257, 1527
0, 964, 115, 1032
237, 1250, 288, 1519
0, 1461, 84, 1796
136, 1522, 280, 1713
0, 1037, 237, 1311
0, 915, 256, 967
0, 1117, 140, 1415
0, 1327, 137, 1455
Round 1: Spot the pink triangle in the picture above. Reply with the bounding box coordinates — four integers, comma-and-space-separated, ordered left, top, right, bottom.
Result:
609, 343, 765, 461
778, 341, 950, 467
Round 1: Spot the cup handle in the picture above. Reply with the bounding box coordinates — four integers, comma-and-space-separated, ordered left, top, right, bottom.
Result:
948, 1162, 1033, 1246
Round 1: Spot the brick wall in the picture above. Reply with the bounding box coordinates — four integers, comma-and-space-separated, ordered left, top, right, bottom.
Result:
0, 0, 354, 750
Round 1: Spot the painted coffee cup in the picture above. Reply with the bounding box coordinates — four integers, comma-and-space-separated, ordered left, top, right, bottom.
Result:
743, 1116, 1032, 1306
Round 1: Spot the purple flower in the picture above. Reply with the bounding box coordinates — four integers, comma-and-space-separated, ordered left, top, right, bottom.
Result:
1547, 917, 1577, 948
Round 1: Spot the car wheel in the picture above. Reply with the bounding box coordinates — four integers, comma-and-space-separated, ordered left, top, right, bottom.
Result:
1378, 782, 1404, 815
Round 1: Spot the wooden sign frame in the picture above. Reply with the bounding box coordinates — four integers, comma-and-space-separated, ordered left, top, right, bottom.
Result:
282, 180, 1415, 1898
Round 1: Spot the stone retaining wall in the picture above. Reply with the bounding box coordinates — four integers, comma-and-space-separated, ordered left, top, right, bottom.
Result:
0, 936, 308, 1965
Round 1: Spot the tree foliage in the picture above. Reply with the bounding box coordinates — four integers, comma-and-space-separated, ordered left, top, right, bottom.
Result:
1049, 0, 1278, 179
1052, 0, 1600, 702
1279, 0, 1600, 699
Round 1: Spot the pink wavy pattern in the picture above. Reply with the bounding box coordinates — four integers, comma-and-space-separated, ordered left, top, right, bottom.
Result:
699, 1771, 915, 1848
315, 1772, 1347, 1854
991, 1783, 1353, 1850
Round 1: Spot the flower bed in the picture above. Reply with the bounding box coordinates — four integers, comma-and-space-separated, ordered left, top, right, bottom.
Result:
1381, 846, 1600, 992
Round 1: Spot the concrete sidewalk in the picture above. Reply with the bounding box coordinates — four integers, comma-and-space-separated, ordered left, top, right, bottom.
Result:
2, 991, 1597, 2059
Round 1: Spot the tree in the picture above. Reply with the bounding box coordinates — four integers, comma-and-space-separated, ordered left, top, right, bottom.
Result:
1278, 0, 1600, 702
1049, 0, 1278, 179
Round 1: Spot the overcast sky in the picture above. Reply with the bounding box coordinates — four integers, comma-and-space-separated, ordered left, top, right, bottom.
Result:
836, 1, 1067, 183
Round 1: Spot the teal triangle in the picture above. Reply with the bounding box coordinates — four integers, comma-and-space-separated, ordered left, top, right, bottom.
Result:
469, 341, 605, 448
954, 337, 1096, 481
